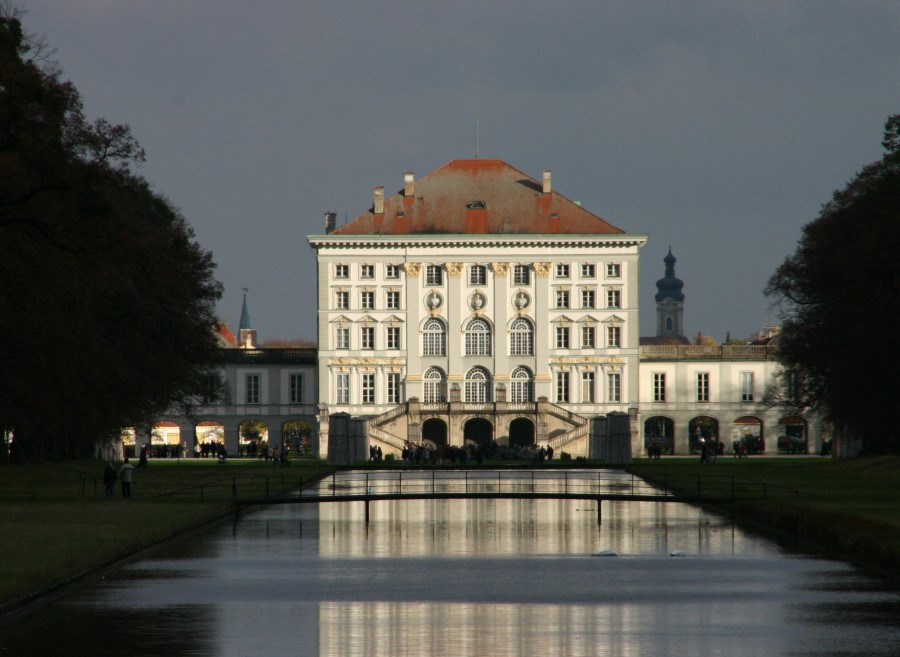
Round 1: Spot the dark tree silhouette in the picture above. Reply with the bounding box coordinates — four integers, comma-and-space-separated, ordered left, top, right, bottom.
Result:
0, 12, 223, 460
765, 114, 900, 455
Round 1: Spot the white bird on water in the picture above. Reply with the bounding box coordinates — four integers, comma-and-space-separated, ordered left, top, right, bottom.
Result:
670, 550, 686, 557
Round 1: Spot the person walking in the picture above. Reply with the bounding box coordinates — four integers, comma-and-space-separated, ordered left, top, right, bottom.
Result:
119, 457, 135, 498
103, 462, 117, 499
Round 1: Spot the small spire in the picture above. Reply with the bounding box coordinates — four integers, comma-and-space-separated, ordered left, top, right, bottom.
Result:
239, 289, 252, 331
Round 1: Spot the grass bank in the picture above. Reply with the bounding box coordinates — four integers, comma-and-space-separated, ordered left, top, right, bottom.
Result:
0, 458, 334, 616
627, 456, 900, 580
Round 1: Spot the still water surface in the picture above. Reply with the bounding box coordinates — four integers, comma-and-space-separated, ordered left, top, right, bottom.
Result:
3, 469, 900, 656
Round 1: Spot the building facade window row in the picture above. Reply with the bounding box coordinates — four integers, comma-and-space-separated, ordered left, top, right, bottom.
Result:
651, 370, 757, 404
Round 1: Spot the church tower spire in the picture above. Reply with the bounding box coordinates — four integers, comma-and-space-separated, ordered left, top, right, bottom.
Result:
238, 290, 257, 348
654, 247, 685, 340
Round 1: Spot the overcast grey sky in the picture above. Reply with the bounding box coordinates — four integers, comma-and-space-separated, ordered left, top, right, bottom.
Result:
25, 1, 900, 343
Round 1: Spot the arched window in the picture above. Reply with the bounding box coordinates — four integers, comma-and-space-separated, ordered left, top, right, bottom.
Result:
509, 318, 534, 356
465, 367, 491, 403
423, 367, 446, 403
423, 318, 446, 356
510, 366, 534, 403
465, 318, 492, 356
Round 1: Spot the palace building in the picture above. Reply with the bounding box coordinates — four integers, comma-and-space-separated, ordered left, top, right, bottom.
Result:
307, 159, 647, 456
139, 158, 823, 461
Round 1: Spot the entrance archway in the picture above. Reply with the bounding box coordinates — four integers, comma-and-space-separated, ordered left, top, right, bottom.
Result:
283, 420, 312, 458
508, 418, 535, 449
422, 418, 448, 450
688, 416, 720, 455
151, 421, 182, 458
464, 418, 493, 449
644, 416, 674, 455
777, 416, 807, 454
240, 420, 269, 458
195, 421, 223, 458
733, 416, 764, 454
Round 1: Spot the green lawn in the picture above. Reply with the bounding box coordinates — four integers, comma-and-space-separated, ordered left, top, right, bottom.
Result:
0, 459, 334, 614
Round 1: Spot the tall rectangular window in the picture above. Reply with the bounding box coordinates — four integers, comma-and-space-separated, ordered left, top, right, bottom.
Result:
335, 327, 349, 350
556, 371, 570, 403
361, 326, 375, 350
335, 291, 348, 309
426, 265, 443, 285
245, 374, 260, 404
555, 326, 570, 349
387, 373, 400, 404
582, 326, 595, 348
289, 374, 303, 404
362, 373, 375, 404
360, 291, 374, 309
607, 289, 621, 309
513, 264, 530, 285
581, 372, 595, 403
386, 326, 400, 350
581, 289, 595, 308
607, 326, 621, 348
653, 373, 666, 402
608, 373, 621, 402
386, 290, 400, 309
469, 265, 486, 285
555, 289, 570, 308
697, 372, 710, 402
336, 373, 349, 404
741, 372, 755, 402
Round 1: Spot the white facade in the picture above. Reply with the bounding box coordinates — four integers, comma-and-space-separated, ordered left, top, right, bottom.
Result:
308, 160, 648, 456
638, 343, 825, 455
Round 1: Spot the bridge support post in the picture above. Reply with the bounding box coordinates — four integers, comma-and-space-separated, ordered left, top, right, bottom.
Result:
365, 498, 370, 524
597, 498, 602, 525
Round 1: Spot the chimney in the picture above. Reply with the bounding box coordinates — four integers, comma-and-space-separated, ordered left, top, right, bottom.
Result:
324, 211, 336, 233
373, 186, 384, 214
404, 172, 415, 197
542, 170, 552, 194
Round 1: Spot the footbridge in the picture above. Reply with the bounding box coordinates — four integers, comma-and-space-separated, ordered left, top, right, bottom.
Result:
234, 469, 802, 524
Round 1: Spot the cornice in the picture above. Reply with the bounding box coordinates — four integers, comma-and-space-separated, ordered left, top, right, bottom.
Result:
308, 234, 648, 250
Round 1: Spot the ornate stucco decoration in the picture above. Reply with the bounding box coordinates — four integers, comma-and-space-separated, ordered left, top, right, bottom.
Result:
470, 290, 487, 314
425, 290, 443, 315
491, 262, 509, 277
446, 262, 464, 278
513, 290, 530, 314
534, 262, 552, 277
330, 358, 405, 366
404, 262, 421, 277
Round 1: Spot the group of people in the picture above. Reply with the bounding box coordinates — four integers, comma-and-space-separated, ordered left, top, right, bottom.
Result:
395, 441, 555, 465
102, 459, 134, 499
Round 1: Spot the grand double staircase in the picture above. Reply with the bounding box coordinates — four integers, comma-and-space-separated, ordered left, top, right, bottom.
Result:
365, 398, 590, 451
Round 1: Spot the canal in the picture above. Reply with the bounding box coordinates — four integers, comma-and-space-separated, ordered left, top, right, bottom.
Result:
2, 469, 899, 656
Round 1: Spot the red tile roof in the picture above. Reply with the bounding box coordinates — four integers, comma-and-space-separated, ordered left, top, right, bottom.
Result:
331, 159, 625, 235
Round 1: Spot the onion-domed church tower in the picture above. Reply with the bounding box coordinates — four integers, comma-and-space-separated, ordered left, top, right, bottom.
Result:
654, 247, 687, 342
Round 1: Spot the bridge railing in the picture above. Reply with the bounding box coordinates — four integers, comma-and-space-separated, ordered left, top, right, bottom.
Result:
297, 470, 803, 501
